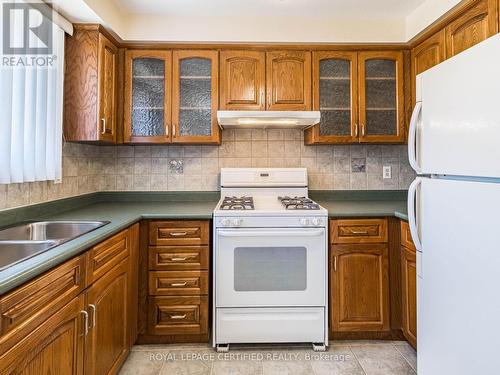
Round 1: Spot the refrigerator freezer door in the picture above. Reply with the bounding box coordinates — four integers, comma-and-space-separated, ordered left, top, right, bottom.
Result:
418, 33, 500, 178
418, 177, 500, 375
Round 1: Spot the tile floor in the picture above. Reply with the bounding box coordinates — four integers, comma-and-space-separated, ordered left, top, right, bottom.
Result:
119, 341, 417, 375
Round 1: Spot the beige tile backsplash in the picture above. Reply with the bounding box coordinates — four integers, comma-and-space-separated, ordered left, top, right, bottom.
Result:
0, 129, 415, 210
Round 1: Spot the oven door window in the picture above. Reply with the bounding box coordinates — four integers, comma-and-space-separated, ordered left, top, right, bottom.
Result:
234, 247, 307, 291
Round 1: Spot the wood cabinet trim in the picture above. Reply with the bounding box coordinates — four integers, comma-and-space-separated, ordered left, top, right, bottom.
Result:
172, 50, 220, 144
400, 221, 417, 251
123, 49, 173, 144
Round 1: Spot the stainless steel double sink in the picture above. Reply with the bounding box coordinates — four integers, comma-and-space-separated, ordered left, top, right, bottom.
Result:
0, 221, 109, 271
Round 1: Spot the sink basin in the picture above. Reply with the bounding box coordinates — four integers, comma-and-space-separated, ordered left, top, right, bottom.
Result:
0, 240, 61, 271
0, 221, 109, 241
0, 220, 109, 270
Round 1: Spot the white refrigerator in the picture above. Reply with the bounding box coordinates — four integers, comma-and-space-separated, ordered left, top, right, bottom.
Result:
408, 33, 500, 374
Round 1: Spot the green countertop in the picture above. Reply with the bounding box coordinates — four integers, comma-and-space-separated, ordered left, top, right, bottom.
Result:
0, 191, 408, 295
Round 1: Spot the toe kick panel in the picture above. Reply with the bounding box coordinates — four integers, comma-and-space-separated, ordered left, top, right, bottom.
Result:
216, 307, 325, 344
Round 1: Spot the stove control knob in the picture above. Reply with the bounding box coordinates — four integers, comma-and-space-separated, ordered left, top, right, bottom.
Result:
300, 218, 310, 226
221, 219, 231, 227
312, 218, 323, 226
232, 219, 242, 227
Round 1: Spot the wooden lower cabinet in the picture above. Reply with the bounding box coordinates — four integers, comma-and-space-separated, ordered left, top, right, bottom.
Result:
401, 242, 417, 348
0, 224, 139, 375
0, 294, 85, 375
85, 258, 130, 375
330, 243, 390, 333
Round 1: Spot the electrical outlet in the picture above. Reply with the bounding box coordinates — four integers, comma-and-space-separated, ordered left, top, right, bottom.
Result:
383, 166, 392, 179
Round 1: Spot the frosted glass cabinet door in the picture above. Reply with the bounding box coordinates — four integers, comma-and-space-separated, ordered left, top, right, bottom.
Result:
124, 50, 172, 143
305, 51, 358, 144
358, 51, 405, 143
172, 50, 220, 144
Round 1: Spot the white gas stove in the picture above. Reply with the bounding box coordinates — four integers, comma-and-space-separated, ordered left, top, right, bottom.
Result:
213, 168, 328, 352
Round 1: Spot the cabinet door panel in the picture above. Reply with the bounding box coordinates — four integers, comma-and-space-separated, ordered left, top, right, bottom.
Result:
266, 51, 311, 110
359, 51, 405, 143
85, 259, 130, 375
172, 51, 220, 144
411, 30, 446, 106
331, 244, 390, 332
445, 0, 498, 58
305, 52, 358, 144
220, 51, 265, 110
401, 246, 417, 348
124, 50, 172, 143
0, 295, 85, 375
98, 33, 117, 142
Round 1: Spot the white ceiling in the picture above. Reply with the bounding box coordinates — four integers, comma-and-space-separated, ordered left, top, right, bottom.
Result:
113, 0, 426, 18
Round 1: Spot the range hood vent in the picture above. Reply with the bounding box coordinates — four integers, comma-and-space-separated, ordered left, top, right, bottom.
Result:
217, 111, 321, 130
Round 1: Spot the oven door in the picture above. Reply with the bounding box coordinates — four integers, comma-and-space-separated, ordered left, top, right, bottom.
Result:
215, 228, 326, 307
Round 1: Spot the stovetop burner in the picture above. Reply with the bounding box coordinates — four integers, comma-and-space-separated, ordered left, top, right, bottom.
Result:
220, 196, 255, 210
278, 196, 321, 210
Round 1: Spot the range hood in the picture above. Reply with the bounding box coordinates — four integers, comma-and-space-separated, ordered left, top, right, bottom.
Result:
217, 111, 321, 130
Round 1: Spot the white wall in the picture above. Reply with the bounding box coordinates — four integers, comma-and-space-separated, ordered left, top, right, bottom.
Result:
406, 0, 462, 40
124, 15, 406, 43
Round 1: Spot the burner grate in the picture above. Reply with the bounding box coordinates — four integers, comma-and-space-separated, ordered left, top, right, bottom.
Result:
220, 196, 254, 210
278, 196, 320, 210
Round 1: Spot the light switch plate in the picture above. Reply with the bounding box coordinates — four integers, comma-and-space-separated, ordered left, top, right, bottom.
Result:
383, 166, 392, 179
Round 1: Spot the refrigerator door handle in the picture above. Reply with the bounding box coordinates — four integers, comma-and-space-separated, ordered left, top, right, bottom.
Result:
408, 101, 422, 174
407, 177, 422, 251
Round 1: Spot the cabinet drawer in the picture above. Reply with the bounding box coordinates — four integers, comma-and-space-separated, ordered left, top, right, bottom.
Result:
149, 221, 209, 246
0, 255, 85, 337
149, 271, 209, 296
400, 221, 416, 251
148, 246, 209, 270
86, 228, 130, 284
148, 296, 208, 335
331, 219, 388, 244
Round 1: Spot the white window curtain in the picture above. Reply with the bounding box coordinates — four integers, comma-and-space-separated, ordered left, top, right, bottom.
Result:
0, 2, 66, 184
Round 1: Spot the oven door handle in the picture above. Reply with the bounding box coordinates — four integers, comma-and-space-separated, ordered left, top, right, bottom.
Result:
217, 230, 325, 238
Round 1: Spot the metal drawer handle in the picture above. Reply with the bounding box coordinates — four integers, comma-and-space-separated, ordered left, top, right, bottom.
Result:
349, 230, 369, 235
170, 314, 187, 320
169, 256, 194, 262
101, 118, 106, 134
170, 282, 188, 287
80, 310, 89, 336
88, 304, 96, 328
170, 231, 188, 237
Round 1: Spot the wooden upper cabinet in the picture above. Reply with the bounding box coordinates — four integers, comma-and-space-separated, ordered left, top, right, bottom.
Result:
220, 50, 265, 110
445, 0, 498, 58
124, 50, 172, 143
172, 50, 220, 144
331, 243, 390, 332
98, 34, 118, 142
358, 51, 405, 143
266, 51, 312, 110
64, 26, 118, 143
411, 30, 446, 105
305, 51, 358, 144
